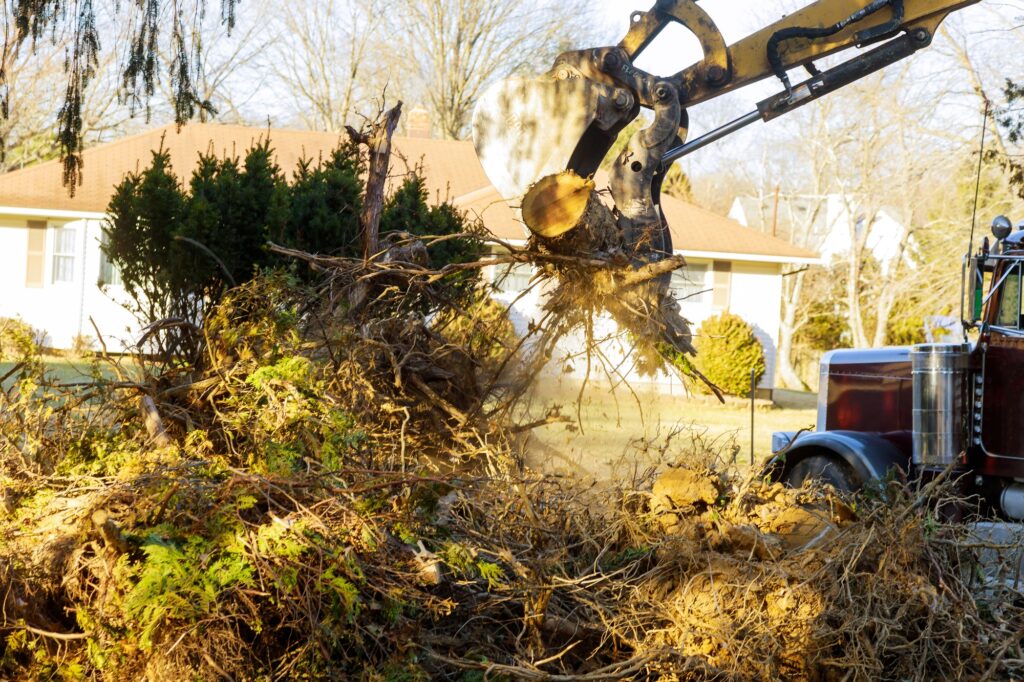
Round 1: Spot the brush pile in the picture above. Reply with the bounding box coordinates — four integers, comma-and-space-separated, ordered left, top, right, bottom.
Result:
1, 255, 1022, 681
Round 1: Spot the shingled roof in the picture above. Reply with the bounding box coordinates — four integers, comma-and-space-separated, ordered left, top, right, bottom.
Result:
0, 122, 816, 262
659, 194, 818, 262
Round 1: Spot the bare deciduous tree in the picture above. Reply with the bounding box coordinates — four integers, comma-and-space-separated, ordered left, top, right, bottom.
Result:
267, 0, 385, 132
389, 0, 597, 139
2, 0, 242, 187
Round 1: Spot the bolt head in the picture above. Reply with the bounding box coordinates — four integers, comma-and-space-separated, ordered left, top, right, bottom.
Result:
613, 91, 631, 109
601, 51, 621, 71
706, 65, 727, 85
654, 83, 672, 101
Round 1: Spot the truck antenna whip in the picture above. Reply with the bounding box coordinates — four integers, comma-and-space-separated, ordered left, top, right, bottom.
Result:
962, 100, 989, 335
968, 100, 990, 259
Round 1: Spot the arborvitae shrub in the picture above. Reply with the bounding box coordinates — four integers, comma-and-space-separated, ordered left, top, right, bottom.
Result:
694, 312, 766, 397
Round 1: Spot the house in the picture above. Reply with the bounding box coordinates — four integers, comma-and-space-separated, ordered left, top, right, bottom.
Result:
0, 123, 819, 390
0, 123, 518, 352
729, 194, 908, 271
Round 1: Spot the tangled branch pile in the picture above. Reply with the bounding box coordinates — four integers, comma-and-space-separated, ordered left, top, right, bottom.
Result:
1, 257, 1021, 680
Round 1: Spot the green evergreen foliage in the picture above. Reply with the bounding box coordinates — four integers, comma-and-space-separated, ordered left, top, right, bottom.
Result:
104, 148, 194, 352
279, 142, 364, 255
103, 137, 476, 359
380, 175, 480, 269
694, 312, 766, 398
997, 80, 1024, 200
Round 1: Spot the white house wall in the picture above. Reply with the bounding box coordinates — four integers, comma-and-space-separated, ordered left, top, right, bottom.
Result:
726, 261, 782, 389
0, 214, 138, 352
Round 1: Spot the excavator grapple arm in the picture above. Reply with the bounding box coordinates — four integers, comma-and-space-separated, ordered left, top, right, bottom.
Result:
474, 0, 980, 250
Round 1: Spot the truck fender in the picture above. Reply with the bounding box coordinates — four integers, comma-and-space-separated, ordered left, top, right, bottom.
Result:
766, 431, 910, 487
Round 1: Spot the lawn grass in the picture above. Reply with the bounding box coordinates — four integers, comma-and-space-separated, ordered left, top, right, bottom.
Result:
519, 377, 817, 480
0, 354, 127, 390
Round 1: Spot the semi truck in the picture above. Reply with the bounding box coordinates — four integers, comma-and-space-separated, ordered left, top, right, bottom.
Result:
770, 216, 1024, 521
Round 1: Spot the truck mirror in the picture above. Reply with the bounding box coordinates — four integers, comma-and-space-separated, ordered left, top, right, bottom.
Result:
968, 256, 984, 322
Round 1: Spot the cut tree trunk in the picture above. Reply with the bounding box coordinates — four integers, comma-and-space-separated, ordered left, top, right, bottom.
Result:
347, 102, 403, 261
521, 171, 620, 253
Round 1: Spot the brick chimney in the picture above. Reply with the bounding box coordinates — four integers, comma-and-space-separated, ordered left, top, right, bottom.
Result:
406, 106, 432, 139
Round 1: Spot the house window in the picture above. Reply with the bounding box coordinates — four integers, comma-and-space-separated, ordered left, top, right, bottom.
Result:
994, 262, 1022, 329
493, 262, 534, 294
98, 236, 122, 287
51, 226, 77, 283
670, 264, 709, 304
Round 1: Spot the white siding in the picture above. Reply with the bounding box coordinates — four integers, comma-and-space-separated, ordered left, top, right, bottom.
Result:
0, 215, 139, 351
727, 262, 783, 389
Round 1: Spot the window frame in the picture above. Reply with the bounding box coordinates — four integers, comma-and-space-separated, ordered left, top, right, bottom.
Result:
992, 261, 1023, 330
50, 224, 77, 284
670, 263, 711, 305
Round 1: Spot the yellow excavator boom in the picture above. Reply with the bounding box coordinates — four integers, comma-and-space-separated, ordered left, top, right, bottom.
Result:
628, 0, 980, 108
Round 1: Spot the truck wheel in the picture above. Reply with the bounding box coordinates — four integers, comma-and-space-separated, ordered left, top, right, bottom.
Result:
785, 455, 859, 493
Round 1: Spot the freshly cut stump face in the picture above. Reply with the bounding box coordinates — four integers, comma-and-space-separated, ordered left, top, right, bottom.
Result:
521, 172, 597, 239
521, 171, 620, 255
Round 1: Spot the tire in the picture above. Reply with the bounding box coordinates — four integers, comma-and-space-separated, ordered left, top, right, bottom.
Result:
785, 454, 860, 492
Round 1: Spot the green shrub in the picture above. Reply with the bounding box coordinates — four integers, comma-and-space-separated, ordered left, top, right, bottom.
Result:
0, 317, 41, 360
693, 312, 766, 397
104, 136, 479, 362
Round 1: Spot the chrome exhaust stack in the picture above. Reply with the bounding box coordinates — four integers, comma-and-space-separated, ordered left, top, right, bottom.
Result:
911, 343, 970, 470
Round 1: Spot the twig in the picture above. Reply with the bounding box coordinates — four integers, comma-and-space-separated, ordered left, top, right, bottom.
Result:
13, 624, 90, 641
424, 648, 676, 681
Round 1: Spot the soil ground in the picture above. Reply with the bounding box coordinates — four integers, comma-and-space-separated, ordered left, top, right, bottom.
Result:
519, 377, 817, 480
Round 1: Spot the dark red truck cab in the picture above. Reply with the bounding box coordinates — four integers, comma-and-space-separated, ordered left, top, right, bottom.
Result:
770, 220, 1024, 521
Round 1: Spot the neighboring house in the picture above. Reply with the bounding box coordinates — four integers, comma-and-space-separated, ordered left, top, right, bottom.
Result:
729, 194, 908, 271
0, 123, 517, 352
0, 122, 819, 392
